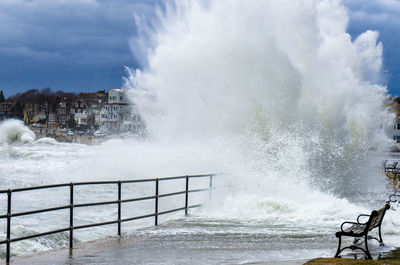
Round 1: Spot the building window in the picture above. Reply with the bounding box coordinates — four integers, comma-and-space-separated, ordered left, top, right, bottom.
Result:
397, 123, 400, 130
71, 109, 75, 114
77, 109, 81, 113
120, 96, 123, 100
75, 103, 78, 107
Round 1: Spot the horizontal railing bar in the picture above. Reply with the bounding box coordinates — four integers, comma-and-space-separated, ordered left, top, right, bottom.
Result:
11, 205, 71, 218
183, 174, 216, 178
156, 204, 203, 216
74, 200, 119, 208
0, 174, 216, 193
157, 206, 186, 215
121, 213, 156, 223
187, 204, 203, 209
158, 174, 214, 181
74, 220, 119, 230
156, 188, 210, 199
73, 181, 119, 186
188, 188, 209, 193
0, 189, 210, 219
0, 194, 210, 220
120, 205, 205, 223
120, 179, 157, 184
121, 195, 156, 203
158, 176, 186, 181
8, 227, 70, 243
0, 183, 71, 193
158, 190, 186, 198
120, 188, 209, 203
0, 203, 205, 245
120, 204, 203, 223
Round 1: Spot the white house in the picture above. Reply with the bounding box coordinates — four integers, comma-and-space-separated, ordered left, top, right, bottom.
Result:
388, 120, 400, 142
100, 88, 144, 133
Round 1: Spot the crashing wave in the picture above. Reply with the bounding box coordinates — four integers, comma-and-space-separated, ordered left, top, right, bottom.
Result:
125, 0, 391, 196
35, 137, 59, 145
0, 119, 36, 145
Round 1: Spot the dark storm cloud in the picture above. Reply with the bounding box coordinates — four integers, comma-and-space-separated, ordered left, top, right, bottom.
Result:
0, 0, 164, 97
343, 0, 400, 95
1, 0, 400, 97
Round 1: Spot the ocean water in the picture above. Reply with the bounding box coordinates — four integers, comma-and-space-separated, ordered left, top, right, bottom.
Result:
0, 121, 399, 262
1, 0, 400, 262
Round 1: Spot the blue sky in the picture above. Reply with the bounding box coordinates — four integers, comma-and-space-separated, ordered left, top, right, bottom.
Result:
0, 0, 399, 98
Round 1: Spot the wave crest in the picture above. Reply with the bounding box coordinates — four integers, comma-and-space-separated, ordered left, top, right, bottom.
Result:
0, 120, 36, 145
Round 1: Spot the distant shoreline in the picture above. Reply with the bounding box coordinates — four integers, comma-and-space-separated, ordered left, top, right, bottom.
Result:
30, 126, 110, 145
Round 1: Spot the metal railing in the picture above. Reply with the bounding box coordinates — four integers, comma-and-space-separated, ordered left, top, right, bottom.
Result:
0, 174, 214, 264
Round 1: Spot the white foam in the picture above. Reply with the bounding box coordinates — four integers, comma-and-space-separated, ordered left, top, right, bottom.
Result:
0, 119, 35, 145
124, 0, 392, 217
35, 137, 59, 145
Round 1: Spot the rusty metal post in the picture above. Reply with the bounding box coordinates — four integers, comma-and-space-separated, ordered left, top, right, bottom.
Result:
155, 178, 159, 226
6, 189, 11, 264
118, 181, 121, 236
69, 183, 74, 249
185, 176, 189, 215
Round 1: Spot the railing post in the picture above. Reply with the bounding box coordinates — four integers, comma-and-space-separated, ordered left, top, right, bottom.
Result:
118, 181, 121, 236
155, 178, 159, 226
69, 183, 74, 249
6, 189, 12, 264
185, 176, 189, 216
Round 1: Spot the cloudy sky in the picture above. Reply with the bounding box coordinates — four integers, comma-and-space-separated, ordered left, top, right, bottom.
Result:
0, 0, 399, 97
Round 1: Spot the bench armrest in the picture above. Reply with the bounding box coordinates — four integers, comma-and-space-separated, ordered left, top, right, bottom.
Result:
357, 214, 370, 224
341, 221, 360, 232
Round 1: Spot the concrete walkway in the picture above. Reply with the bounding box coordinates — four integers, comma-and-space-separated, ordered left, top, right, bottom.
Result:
12, 232, 309, 265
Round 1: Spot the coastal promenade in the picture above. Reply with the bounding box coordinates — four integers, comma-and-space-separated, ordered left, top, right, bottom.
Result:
13, 231, 308, 265
13, 230, 400, 265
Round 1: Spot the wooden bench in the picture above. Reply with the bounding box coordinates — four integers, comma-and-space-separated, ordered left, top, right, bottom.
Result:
334, 203, 390, 259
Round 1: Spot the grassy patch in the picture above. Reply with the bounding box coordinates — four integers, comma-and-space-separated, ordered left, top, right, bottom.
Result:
304, 249, 400, 265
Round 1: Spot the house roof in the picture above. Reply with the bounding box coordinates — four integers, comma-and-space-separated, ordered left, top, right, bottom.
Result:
0, 101, 17, 111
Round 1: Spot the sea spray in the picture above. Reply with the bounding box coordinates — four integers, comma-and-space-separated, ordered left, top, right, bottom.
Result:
125, 2, 400, 256
0, 120, 35, 145
125, 0, 392, 197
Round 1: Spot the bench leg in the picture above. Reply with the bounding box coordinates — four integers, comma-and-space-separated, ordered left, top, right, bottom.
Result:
334, 235, 342, 258
378, 226, 384, 246
364, 235, 372, 259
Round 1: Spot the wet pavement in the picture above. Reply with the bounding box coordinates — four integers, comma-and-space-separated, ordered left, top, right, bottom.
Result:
12, 233, 309, 265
